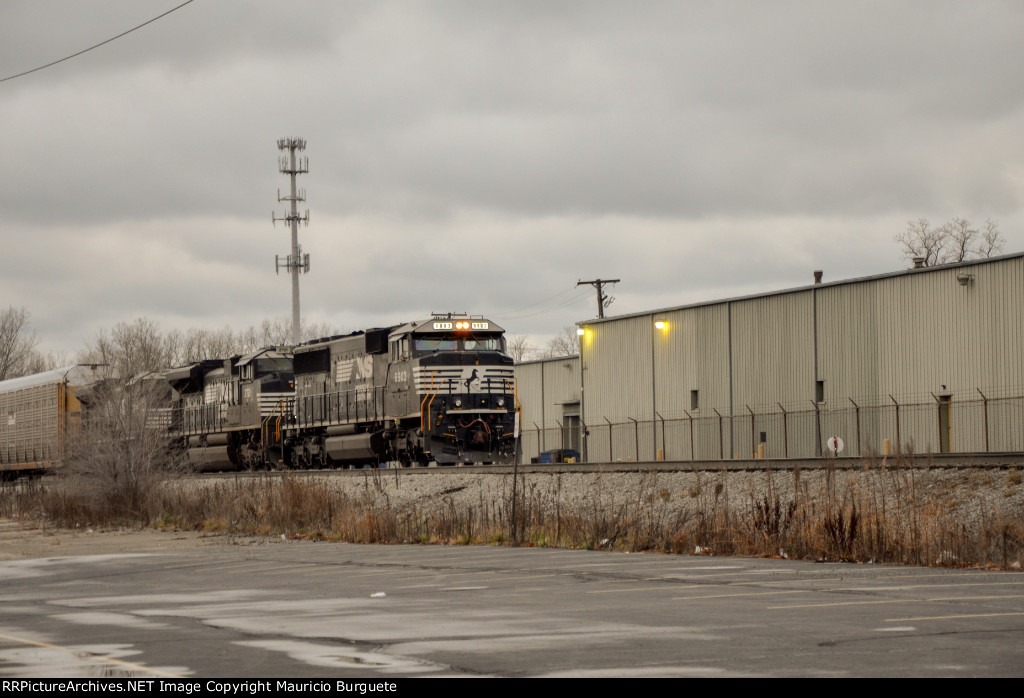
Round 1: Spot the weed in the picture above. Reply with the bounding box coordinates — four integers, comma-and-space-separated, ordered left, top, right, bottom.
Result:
4, 455, 1021, 569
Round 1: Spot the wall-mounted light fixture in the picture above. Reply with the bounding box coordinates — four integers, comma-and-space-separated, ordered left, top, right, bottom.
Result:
956, 272, 973, 287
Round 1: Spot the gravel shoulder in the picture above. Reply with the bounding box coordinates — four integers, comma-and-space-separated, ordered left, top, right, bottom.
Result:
0, 520, 281, 560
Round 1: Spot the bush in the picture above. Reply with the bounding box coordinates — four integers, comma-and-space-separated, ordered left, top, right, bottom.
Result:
45, 375, 185, 526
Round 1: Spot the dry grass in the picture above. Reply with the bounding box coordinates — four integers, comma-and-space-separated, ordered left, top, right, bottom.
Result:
2, 452, 1022, 569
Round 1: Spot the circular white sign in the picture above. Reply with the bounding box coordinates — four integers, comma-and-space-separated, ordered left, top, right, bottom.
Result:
826, 436, 844, 455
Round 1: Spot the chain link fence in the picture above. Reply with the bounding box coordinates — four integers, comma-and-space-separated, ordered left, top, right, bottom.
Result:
521, 393, 1024, 463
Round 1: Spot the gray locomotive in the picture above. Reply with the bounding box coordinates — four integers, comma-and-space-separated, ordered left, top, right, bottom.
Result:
167, 347, 296, 470
169, 314, 519, 469
289, 314, 518, 467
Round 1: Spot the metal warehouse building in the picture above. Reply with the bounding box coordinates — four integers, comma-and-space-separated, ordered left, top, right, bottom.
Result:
515, 355, 581, 462
516, 252, 1024, 463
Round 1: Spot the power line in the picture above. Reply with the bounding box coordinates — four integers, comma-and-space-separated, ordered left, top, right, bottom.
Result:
495, 290, 590, 322
493, 286, 576, 316
0, 0, 197, 84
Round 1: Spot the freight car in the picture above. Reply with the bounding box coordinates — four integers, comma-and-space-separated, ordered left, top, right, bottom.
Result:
167, 313, 520, 469
0, 365, 106, 474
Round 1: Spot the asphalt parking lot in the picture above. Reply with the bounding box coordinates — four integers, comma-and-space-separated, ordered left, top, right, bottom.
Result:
1, 539, 1022, 677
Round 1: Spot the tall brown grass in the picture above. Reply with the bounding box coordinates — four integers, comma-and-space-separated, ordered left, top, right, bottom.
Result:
1, 453, 1021, 569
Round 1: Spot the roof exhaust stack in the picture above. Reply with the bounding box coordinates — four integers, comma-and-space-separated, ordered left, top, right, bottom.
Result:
912, 256, 925, 269
813, 270, 823, 285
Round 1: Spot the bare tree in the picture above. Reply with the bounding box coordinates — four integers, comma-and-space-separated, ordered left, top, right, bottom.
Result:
62, 373, 184, 524
166, 326, 240, 365
506, 335, 537, 363
300, 320, 340, 344
256, 316, 339, 347
541, 326, 580, 358
21, 350, 70, 375
86, 315, 344, 376
978, 218, 1006, 258
0, 307, 39, 381
896, 217, 1006, 267
82, 318, 171, 378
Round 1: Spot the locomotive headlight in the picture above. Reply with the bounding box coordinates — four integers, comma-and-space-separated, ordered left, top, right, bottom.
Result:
454, 398, 462, 407
497, 398, 505, 407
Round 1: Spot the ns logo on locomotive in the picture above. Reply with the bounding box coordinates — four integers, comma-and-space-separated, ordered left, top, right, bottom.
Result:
170, 314, 520, 470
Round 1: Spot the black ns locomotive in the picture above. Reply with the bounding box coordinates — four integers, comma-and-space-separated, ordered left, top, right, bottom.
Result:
166, 347, 296, 470
289, 314, 518, 467
169, 314, 519, 469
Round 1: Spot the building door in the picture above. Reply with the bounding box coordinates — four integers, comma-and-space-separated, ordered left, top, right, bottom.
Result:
938, 395, 952, 453
562, 402, 581, 455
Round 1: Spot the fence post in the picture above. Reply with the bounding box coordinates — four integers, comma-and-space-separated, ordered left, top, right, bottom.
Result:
889, 394, 900, 454
713, 408, 723, 460
628, 417, 639, 462
656, 411, 666, 461
533, 422, 541, 462
747, 405, 755, 458
604, 416, 613, 462
977, 388, 990, 452
812, 400, 822, 458
684, 410, 695, 461
849, 397, 860, 457
777, 403, 788, 458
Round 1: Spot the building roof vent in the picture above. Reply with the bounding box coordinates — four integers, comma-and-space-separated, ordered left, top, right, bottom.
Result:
912, 256, 926, 268
813, 270, 823, 285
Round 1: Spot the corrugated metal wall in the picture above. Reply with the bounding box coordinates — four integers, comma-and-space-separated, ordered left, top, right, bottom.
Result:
817, 258, 1024, 403
572, 254, 1024, 461
582, 315, 654, 421
514, 356, 580, 462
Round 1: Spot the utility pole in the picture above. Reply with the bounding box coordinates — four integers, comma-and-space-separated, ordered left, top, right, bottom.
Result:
272, 138, 310, 345
577, 278, 619, 319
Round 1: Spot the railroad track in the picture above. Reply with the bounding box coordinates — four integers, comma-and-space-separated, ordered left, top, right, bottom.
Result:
194, 451, 1024, 480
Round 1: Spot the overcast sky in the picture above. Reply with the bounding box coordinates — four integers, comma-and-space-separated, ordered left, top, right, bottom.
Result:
3, 1, 1023, 354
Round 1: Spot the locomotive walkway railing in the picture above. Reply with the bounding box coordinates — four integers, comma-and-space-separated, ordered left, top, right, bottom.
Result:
293, 386, 386, 429
522, 392, 1024, 463
174, 403, 224, 437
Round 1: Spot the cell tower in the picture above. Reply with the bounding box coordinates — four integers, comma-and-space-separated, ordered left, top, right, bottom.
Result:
272, 137, 310, 345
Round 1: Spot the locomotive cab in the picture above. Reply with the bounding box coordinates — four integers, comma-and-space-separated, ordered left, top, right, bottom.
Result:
236, 348, 295, 424
391, 316, 517, 465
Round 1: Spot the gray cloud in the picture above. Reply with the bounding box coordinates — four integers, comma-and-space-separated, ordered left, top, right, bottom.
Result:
1, 1, 1022, 354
